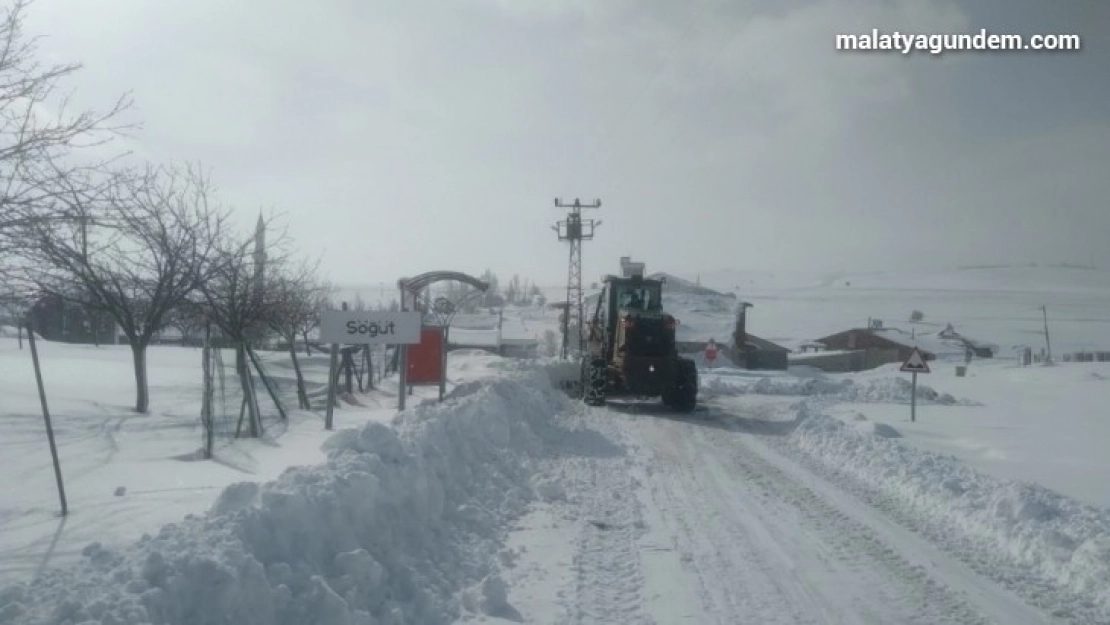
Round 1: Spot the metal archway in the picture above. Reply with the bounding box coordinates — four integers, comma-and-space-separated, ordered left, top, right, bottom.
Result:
396, 271, 489, 408
399, 269, 486, 310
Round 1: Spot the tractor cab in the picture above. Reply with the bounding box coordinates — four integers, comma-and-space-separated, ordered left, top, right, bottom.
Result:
592, 275, 674, 362
614, 280, 661, 312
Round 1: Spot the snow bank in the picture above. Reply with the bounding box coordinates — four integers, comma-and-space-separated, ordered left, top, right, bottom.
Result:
848, 412, 902, 438
702, 374, 963, 405
0, 368, 579, 625
787, 409, 1110, 615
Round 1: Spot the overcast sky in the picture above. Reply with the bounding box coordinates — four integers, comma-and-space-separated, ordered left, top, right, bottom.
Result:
24, 0, 1110, 287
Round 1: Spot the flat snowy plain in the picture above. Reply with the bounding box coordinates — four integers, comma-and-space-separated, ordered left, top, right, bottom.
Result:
2, 265, 1109, 624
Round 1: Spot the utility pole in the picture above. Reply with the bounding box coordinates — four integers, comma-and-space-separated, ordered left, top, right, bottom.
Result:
1041, 305, 1053, 364
552, 198, 601, 359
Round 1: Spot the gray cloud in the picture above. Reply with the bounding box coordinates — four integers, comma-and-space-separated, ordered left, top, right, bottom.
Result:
24, 0, 1110, 285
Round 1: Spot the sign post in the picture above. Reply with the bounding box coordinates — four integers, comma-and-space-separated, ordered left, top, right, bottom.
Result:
705, 339, 718, 369
319, 310, 421, 427
899, 347, 930, 422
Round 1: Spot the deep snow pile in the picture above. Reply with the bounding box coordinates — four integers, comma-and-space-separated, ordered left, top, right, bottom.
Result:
0, 369, 578, 625
784, 407, 1110, 618
702, 373, 964, 405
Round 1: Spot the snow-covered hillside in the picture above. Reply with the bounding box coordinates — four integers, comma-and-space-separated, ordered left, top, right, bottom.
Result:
685, 264, 1110, 353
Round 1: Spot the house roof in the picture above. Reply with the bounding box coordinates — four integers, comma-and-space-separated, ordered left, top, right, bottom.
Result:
743, 333, 791, 352
816, 326, 987, 359
869, 328, 925, 349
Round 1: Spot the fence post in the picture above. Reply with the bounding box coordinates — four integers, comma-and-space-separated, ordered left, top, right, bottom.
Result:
325, 344, 339, 429
27, 320, 68, 516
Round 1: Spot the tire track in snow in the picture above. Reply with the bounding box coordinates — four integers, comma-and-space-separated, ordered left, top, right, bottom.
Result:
561, 447, 654, 625
737, 403, 1090, 625
607, 409, 995, 624
631, 433, 820, 624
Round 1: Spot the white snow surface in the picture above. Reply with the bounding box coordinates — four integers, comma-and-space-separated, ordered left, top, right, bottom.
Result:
784, 408, 1110, 617
701, 369, 965, 405
1, 367, 577, 625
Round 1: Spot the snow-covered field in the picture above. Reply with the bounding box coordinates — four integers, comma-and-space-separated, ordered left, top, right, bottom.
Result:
2, 265, 1109, 624
689, 264, 1110, 355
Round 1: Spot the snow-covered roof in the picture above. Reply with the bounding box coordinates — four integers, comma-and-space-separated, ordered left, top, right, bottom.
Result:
869, 327, 968, 357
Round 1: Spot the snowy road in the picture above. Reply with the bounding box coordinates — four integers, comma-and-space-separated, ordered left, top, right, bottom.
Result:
502, 398, 1057, 625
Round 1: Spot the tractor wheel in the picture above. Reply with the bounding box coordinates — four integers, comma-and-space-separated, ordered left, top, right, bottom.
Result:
583, 357, 608, 407
664, 358, 698, 412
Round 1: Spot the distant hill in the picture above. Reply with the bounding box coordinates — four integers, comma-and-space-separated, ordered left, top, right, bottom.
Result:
694, 264, 1110, 296
649, 272, 735, 298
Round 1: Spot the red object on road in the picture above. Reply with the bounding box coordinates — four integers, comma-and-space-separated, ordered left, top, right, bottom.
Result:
705, 339, 718, 363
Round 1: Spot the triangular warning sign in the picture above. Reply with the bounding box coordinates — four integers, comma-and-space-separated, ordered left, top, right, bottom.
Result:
900, 347, 930, 373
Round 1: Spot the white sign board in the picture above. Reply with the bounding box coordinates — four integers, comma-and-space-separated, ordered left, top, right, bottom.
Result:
899, 347, 930, 373
319, 311, 422, 344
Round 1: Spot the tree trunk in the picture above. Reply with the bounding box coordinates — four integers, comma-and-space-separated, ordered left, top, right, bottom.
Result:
247, 346, 287, 422
237, 343, 261, 437
17, 323, 23, 350
289, 342, 310, 409
131, 342, 150, 413
302, 330, 312, 356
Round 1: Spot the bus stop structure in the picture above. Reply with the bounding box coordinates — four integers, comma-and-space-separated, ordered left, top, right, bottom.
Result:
397, 271, 489, 409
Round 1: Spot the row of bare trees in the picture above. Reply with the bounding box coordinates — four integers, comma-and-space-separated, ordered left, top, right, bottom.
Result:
7, 166, 332, 415
0, 1, 332, 418
0, 0, 127, 336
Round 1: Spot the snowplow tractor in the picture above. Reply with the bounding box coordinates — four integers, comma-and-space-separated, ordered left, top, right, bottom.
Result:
580, 270, 697, 412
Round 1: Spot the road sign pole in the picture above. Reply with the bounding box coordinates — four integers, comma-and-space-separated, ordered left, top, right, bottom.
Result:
900, 346, 928, 423
910, 372, 917, 422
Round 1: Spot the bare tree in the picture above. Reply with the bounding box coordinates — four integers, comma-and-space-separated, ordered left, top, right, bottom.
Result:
167, 299, 207, 346
480, 269, 502, 308
504, 274, 519, 306
199, 213, 293, 436
0, 287, 32, 347
16, 163, 226, 413
265, 261, 328, 409
0, 0, 131, 259
298, 283, 333, 356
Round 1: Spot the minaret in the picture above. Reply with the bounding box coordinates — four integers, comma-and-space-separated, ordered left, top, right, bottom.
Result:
253, 213, 266, 295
